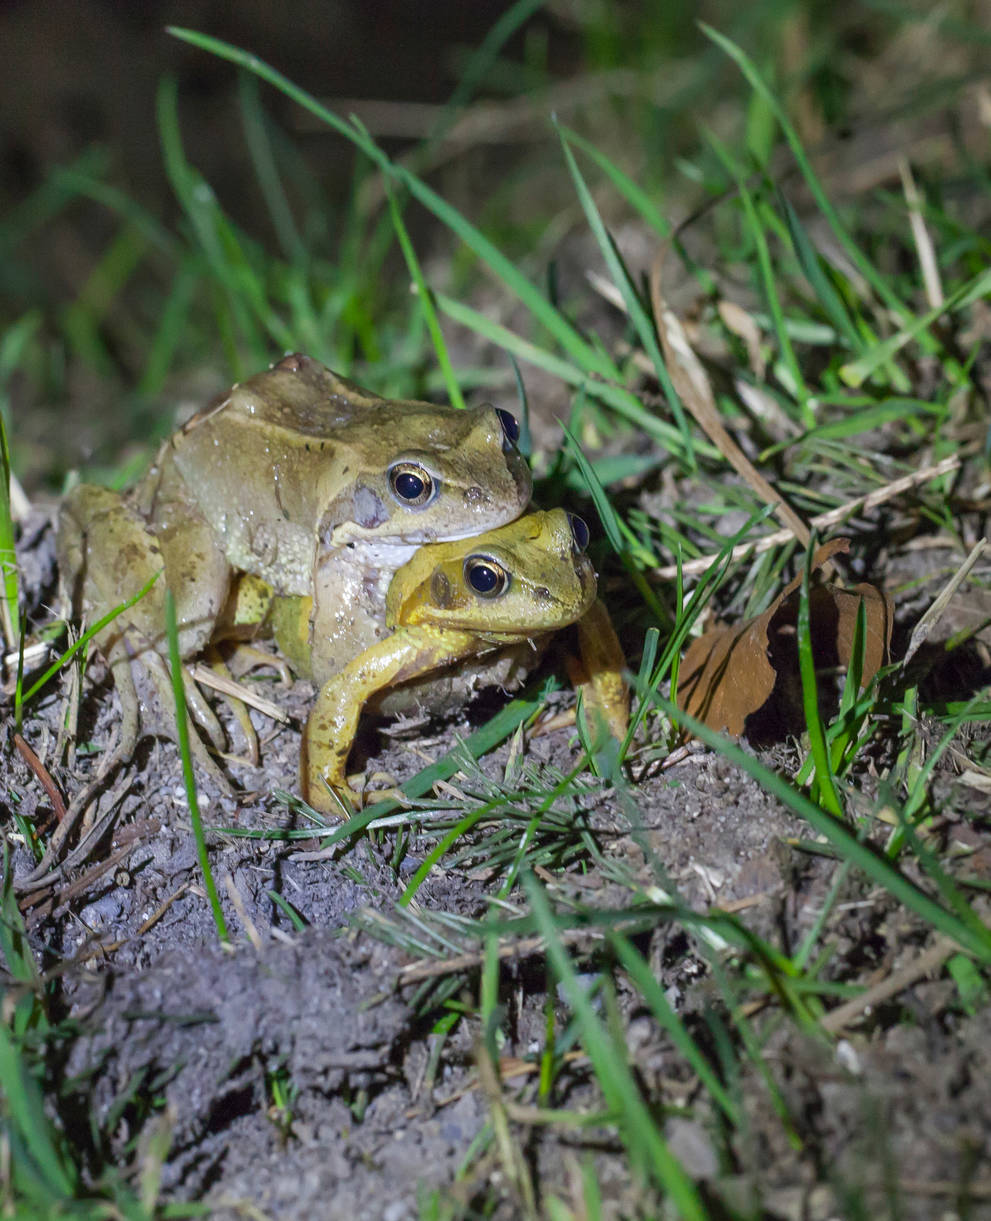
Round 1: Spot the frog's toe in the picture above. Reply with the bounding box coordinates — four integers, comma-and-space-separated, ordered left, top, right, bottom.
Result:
351, 771, 408, 808
107, 642, 142, 762
225, 641, 294, 688
301, 774, 355, 817
125, 646, 236, 797
179, 668, 227, 751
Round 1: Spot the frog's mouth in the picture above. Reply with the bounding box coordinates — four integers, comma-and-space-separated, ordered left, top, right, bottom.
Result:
331, 518, 526, 550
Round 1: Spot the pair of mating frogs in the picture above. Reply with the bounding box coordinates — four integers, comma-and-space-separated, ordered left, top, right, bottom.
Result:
58, 354, 627, 814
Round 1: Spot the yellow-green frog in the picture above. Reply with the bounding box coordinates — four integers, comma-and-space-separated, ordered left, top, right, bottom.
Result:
258, 509, 628, 812
57, 354, 531, 786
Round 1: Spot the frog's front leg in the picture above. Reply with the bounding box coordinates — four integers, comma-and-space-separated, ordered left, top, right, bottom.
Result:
301, 626, 479, 815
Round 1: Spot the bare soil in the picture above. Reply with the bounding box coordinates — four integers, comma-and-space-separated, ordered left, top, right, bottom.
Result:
6, 507, 991, 1218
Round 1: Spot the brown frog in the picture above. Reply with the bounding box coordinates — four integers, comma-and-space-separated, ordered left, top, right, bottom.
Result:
254, 508, 628, 812
57, 354, 531, 787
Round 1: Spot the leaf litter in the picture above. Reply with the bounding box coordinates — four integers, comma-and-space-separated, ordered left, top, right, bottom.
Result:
677, 537, 894, 736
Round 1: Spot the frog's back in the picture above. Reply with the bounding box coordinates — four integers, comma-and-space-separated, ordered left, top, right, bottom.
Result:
225, 353, 385, 436
178, 353, 377, 439
162, 352, 530, 595
167, 355, 374, 592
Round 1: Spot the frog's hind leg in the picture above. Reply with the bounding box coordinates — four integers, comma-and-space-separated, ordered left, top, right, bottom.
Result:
573, 599, 629, 741
103, 635, 233, 794
133, 645, 235, 792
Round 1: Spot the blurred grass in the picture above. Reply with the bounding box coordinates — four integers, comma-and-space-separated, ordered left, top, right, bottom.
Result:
3, 1, 991, 1217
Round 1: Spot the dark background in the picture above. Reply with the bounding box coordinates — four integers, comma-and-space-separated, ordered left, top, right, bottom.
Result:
1, 0, 571, 223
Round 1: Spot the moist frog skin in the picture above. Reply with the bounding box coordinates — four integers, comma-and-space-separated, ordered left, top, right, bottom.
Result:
57, 353, 530, 786
258, 508, 628, 813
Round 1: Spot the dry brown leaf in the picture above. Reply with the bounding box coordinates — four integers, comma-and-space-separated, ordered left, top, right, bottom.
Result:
677, 539, 893, 736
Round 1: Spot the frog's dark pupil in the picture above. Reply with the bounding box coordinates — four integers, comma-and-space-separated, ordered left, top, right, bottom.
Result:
465, 558, 506, 597
568, 513, 590, 551
394, 471, 425, 501
496, 409, 520, 448
469, 564, 498, 594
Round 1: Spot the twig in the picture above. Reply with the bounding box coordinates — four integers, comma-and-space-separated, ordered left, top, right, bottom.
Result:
903, 537, 988, 664
399, 928, 602, 983
652, 453, 962, 579
821, 936, 958, 1033
13, 733, 67, 823
2, 642, 51, 694
17, 770, 132, 892
23, 837, 148, 929
224, 872, 264, 951
650, 253, 815, 551
187, 662, 290, 722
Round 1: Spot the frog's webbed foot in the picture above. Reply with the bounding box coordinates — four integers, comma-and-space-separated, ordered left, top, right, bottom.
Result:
107, 639, 234, 796
348, 770, 408, 809
202, 644, 260, 765
224, 641, 293, 687
303, 773, 406, 815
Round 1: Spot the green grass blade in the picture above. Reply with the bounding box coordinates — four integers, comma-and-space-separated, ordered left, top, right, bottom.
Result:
524, 874, 707, 1217
157, 74, 295, 365
701, 24, 913, 327
0, 847, 42, 1014
266, 890, 308, 932
559, 421, 670, 631
662, 697, 991, 961
0, 1023, 77, 1199
839, 265, 991, 387
759, 397, 944, 460
557, 125, 694, 463
21, 569, 162, 709
164, 590, 229, 947
400, 808, 489, 907
607, 931, 739, 1124
165, 28, 652, 393
797, 546, 842, 816
560, 423, 633, 556
777, 189, 863, 353
0, 394, 19, 651
554, 123, 670, 238
312, 693, 547, 847
508, 354, 533, 459
45, 161, 178, 256
706, 129, 810, 419
238, 71, 304, 262
385, 181, 464, 409
434, 289, 696, 458
829, 599, 867, 775
137, 255, 201, 396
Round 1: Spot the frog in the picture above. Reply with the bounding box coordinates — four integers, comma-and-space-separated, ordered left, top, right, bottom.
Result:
255, 508, 629, 813
57, 353, 531, 789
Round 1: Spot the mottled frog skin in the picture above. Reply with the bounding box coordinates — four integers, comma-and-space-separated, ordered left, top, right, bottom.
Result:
260, 509, 629, 812
57, 354, 531, 785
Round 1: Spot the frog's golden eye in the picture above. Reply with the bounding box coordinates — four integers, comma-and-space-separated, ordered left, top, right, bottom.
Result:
568, 513, 590, 551
389, 462, 436, 507
496, 408, 520, 451
464, 555, 510, 598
